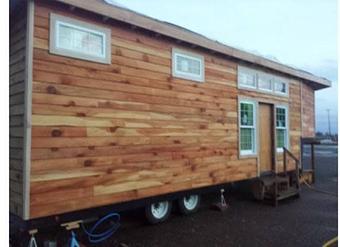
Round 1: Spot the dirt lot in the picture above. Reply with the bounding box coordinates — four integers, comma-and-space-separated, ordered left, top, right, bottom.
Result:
17, 145, 338, 247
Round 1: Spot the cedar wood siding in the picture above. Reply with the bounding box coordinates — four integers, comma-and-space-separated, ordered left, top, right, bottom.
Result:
10, 3, 28, 218
301, 83, 315, 137
237, 77, 302, 173
28, 0, 310, 219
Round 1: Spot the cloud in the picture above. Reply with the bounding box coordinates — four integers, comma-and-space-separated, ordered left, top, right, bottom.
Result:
301, 59, 338, 82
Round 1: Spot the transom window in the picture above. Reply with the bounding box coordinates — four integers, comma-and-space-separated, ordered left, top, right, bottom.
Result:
50, 13, 111, 64
238, 67, 256, 88
274, 80, 287, 94
172, 48, 204, 82
239, 101, 257, 156
276, 106, 288, 152
238, 65, 288, 96
258, 73, 272, 91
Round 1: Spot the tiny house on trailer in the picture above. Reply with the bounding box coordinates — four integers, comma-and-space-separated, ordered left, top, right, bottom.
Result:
10, 0, 331, 228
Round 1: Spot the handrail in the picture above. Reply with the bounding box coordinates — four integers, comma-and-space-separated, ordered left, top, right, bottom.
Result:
283, 147, 300, 190
283, 147, 299, 163
300, 137, 325, 183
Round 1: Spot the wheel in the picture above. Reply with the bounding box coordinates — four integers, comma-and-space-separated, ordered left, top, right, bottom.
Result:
178, 194, 200, 215
145, 200, 172, 224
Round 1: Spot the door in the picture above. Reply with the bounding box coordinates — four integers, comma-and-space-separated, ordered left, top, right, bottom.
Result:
259, 103, 273, 173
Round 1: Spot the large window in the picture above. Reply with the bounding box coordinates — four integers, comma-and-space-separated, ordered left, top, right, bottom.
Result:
50, 13, 111, 64
276, 106, 288, 152
238, 65, 288, 96
172, 48, 204, 82
239, 101, 257, 155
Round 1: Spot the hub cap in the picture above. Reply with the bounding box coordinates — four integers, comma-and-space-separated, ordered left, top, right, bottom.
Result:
183, 195, 199, 210
151, 201, 169, 219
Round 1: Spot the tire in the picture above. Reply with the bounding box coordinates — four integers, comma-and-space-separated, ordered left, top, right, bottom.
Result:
178, 194, 201, 215
145, 200, 172, 224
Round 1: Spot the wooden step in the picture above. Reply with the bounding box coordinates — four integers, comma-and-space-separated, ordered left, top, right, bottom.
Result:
264, 187, 299, 201
277, 187, 299, 200
261, 175, 289, 187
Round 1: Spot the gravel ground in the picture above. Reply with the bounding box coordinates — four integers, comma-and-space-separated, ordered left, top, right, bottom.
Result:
23, 145, 339, 247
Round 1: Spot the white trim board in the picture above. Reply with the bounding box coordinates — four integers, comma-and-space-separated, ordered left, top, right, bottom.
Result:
23, 0, 34, 220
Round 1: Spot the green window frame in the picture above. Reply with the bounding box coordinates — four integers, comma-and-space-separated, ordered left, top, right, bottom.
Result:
276, 106, 288, 152
239, 101, 257, 155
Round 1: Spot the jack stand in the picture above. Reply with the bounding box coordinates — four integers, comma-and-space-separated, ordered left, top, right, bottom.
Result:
28, 229, 38, 247
69, 231, 79, 247
210, 188, 229, 212
61, 221, 82, 247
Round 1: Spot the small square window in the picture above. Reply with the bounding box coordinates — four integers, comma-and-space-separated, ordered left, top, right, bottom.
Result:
274, 80, 287, 94
50, 13, 111, 64
172, 48, 204, 82
238, 67, 256, 88
258, 73, 272, 91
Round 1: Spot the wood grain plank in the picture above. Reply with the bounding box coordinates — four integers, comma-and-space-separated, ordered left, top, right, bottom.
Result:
28, 1, 304, 219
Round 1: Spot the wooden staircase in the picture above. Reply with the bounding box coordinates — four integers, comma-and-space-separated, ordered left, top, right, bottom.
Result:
252, 147, 300, 206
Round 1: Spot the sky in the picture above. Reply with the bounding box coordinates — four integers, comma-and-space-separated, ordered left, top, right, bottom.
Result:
112, 0, 337, 134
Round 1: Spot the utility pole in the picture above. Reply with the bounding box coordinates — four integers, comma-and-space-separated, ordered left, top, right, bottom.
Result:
326, 109, 331, 138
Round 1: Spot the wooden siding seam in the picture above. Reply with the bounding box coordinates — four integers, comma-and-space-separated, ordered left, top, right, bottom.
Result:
27, 1, 303, 218
55, 0, 330, 88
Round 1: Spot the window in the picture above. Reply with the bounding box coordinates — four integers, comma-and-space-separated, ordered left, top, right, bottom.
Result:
239, 101, 257, 155
50, 13, 111, 64
274, 79, 288, 95
258, 72, 272, 91
172, 48, 204, 82
238, 67, 256, 88
276, 106, 288, 152
237, 65, 288, 96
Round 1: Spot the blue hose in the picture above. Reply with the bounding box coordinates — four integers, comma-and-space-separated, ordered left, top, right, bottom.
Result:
81, 212, 121, 244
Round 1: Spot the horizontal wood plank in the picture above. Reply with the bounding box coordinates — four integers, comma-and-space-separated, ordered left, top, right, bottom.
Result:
28, 1, 303, 219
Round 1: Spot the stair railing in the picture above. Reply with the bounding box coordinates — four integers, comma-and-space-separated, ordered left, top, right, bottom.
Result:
283, 147, 300, 190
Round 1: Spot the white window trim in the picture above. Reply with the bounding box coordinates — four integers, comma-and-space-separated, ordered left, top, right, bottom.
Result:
275, 105, 289, 153
172, 48, 205, 82
49, 13, 111, 64
239, 100, 257, 156
237, 65, 289, 97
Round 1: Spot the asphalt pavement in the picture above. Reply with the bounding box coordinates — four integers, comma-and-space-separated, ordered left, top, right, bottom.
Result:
102, 145, 338, 247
